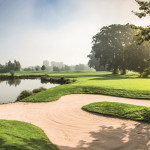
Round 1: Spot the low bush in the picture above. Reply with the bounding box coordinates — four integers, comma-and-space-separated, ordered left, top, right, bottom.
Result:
41, 76, 76, 84
139, 67, 150, 78
32, 87, 47, 93
17, 90, 33, 101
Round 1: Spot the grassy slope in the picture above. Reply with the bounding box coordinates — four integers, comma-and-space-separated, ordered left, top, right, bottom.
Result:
82, 102, 150, 122
19, 71, 150, 102
0, 120, 58, 150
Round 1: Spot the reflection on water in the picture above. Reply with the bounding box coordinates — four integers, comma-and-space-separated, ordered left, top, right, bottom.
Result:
0, 79, 59, 104
6, 79, 21, 87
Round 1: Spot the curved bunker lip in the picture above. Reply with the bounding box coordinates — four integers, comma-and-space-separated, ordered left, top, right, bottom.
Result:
0, 94, 150, 150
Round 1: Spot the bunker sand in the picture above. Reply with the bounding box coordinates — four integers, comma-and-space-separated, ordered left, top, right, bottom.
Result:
0, 94, 150, 150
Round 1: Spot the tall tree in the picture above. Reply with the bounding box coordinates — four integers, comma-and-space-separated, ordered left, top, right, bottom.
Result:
131, 0, 150, 77
125, 41, 150, 73
91, 24, 137, 74
14, 60, 21, 71
41, 65, 46, 71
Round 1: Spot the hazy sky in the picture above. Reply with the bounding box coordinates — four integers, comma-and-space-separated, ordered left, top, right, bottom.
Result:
0, 0, 149, 67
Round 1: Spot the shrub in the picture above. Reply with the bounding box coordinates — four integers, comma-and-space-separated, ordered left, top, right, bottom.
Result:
32, 87, 47, 93
17, 90, 33, 101
139, 67, 150, 78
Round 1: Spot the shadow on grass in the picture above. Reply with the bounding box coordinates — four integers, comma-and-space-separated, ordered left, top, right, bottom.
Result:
0, 133, 58, 150
59, 123, 150, 150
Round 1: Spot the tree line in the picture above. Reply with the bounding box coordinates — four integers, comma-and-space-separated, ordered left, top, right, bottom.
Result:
23, 61, 93, 72
0, 60, 21, 73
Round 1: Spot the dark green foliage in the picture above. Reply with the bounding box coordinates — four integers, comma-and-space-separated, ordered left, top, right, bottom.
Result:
41, 65, 46, 71
0, 120, 59, 150
125, 41, 150, 73
17, 90, 33, 101
41, 76, 76, 84
32, 87, 47, 93
131, 1, 150, 75
0, 60, 21, 73
133, 0, 150, 18
131, 0, 150, 43
90, 24, 138, 74
130, 24, 150, 44
89, 24, 150, 74
139, 67, 150, 77
88, 52, 107, 71
83, 102, 150, 122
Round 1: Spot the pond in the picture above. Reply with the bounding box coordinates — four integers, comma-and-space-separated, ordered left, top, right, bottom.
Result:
0, 79, 59, 104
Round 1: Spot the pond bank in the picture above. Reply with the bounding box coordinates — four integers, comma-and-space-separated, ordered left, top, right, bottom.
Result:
0, 75, 76, 84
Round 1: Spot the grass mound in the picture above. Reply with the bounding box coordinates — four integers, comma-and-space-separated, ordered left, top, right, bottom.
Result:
82, 102, 150, 122
0, 120, 59, 150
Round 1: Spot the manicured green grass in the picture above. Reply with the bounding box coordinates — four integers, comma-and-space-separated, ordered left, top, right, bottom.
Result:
19, 71, 150, 102
0, 120, 59, 150
21, 84, 150, 102
82, 102, 150, 122
2, 71, 150, 101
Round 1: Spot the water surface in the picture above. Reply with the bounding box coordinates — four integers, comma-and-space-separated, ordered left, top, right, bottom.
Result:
0, 79, 59, 104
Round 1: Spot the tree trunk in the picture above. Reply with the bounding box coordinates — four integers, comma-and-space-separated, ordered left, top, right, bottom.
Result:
121, 68, 126, 75
113, 66, 118, 74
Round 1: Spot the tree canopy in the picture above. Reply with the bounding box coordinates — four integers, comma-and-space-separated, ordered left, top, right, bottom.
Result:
0, 60, 21, 73
131, 0, 150, 44
88, 24, 150, 74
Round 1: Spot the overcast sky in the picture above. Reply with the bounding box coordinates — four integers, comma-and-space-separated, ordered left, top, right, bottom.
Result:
0, 0, 149, 67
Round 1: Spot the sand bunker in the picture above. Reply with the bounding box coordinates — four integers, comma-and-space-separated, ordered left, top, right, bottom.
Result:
0, 94, 150, 150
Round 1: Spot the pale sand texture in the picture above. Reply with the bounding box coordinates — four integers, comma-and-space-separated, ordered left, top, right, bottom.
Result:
0, 94, 150, 150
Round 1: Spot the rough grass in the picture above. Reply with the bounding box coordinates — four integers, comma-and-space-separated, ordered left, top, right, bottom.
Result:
0, 120, 59, 150
82, 102, 150, 122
